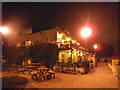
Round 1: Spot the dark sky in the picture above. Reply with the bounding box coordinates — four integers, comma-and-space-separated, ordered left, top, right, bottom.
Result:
2, 2, 118, 54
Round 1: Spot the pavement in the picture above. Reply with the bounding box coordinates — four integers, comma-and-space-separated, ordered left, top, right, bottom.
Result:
2, 62, 119, 88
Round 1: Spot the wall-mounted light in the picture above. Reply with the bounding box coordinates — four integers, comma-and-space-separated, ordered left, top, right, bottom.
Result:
58, 33, 63, 38
66, 38, 70, 41
77, 43, 80, 45
62, 39, 64, 43
74, 53, 76, 55
72, 40, 76, 43
69, 52, 71, 54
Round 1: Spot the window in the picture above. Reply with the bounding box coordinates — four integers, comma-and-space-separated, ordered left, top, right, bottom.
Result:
25, 41, 31, 46
62, 54, 65, 57
17, 42, 21, 47
46, 37, 48, 41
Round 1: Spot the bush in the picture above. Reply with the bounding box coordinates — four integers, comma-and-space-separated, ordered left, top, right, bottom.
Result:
2, 76, 29, 88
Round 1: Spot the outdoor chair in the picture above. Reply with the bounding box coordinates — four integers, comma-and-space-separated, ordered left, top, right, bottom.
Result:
31, 74, 38, 80
48, 70, 55, 78
31, 70, 39, 80
53, 66, 59, 72
67, 67, 74, 73
89, 63, 95, 72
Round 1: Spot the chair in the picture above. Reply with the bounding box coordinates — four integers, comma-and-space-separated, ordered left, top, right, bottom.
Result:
48, 70, 55, 78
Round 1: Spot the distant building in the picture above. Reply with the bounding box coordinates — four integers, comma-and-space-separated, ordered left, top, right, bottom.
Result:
8, 26, 93, 64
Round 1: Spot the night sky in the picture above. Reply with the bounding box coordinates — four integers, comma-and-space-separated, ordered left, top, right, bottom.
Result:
2, 2, 118, 54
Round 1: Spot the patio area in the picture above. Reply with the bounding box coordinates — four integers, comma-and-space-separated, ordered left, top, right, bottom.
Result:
2, 62, 118, 88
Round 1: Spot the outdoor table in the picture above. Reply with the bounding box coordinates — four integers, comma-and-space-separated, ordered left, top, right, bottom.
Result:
27, 66, 39, 70
38, 67, 49, 70
17, 67, 26, 74
37, 67, 50, 81
68, 67, 73, 72
37, 67, 49, 73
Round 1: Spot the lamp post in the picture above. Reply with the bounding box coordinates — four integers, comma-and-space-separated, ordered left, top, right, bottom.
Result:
81, 27, 92, 73
94, 44, 97, 50
0, 26, 9, 65
81, 27, 92, 58
93, 44, 98, 67
0, 26, 9, 45
0, 27, 9, 34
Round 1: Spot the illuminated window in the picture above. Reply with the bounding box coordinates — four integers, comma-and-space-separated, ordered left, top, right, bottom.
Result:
80, 52, 83, 56
25, 41, 31, 46
17, 42, 21, 47
57, 32, 63, 38
74, 50, 76, 52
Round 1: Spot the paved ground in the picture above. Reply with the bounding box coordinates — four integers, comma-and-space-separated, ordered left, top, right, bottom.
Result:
2, 62, 119, 88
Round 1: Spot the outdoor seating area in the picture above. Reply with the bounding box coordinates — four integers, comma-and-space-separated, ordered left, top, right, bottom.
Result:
30, 66, 55, 81
53, 62, 95, 74
3, 63, 55, 82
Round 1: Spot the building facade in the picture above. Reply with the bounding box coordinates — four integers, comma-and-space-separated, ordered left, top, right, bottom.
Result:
8, 26, 93, 64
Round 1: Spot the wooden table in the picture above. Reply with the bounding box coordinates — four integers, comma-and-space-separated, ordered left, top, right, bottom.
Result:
27, 66, 39, 69
37, 67, 50, 81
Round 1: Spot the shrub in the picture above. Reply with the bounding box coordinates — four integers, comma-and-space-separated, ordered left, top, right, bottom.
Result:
2, 76, 29, 88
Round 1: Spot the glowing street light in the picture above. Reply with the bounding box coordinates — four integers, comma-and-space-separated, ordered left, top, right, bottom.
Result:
81, 27, 92, 38
0, 27, 9, 34
94, 44, 97, 49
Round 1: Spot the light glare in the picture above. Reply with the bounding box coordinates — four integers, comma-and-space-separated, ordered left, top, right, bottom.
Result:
94, 44, 97, 49
0, 27, 9, 34
66, 38, 70, 41
81, 27, 91, 38
58, 33, 63, 38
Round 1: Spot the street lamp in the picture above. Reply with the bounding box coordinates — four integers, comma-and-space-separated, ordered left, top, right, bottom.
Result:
0, 26, 9, 69
94, 44, 97, 49
0, 27, 9, 34
81, 27, 92, 73
81, 26, 92, 52
93, 44, 98, 67
81, 27, 92, 38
